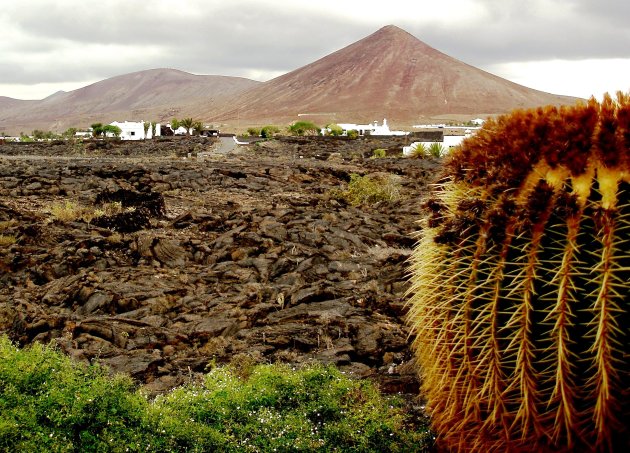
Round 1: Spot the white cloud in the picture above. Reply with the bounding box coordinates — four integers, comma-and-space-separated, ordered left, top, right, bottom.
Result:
0, 82, 99, 100
486, 58, 630, 99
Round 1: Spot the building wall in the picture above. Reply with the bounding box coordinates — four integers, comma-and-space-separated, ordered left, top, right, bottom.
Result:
110, 121, 145, 140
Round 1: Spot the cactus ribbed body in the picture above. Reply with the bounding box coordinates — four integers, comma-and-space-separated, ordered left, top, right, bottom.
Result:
407, 94, 629, 452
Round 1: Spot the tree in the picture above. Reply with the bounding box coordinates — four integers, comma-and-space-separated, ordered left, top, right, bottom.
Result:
150, 122, 156, 138
180, 117, 194, 136
325, 123, 343, 137
288, 121, 319, 136
91, 123, 104, 138
192, 121, 204, 136
143, 122, 150, 139
102, 124, 122, 138
31, 130, 46, 140
62, 127, 77, 139
170, 118, 181, 134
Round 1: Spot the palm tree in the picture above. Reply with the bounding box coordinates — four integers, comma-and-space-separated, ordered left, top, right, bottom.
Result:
143, 121, 150, 139
91, 123, 104, 138
180, 117, 194, 136
192, 121, 204, 136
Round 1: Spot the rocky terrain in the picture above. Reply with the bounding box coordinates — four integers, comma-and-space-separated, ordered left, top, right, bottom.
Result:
0, 136, 439, 395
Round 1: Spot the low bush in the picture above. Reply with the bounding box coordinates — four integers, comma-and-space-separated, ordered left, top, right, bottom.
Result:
330, 173, 401, 206
427, 143, 444, 158
408, 143, 427, 159
288, 121, 320, 136
326, 124, 344, 136
260, 125, 280, 138
371, 148, 387, 158
0, 336, 433, 452
246, 127, 261, 137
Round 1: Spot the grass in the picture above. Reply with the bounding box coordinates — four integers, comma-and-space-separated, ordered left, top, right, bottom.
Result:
0, 336, 433, 452
48, 200, 127, 223
0, 220, 17, 246
0, 235, 17, 247
49, 200, 88, 222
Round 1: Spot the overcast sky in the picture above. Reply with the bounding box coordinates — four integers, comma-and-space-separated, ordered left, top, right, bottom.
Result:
1, 0, 628, 100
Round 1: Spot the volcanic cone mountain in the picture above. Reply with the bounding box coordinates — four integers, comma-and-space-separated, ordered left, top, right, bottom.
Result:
205, 25, 579, 125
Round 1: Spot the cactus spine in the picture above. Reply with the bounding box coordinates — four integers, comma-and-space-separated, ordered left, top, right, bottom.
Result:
407, 93, 629, 452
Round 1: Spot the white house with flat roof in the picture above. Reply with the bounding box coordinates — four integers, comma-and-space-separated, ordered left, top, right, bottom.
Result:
108, 121, 161, 140
336, 118, 409, 136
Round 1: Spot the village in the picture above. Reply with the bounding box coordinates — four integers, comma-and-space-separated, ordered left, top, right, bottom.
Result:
0, 116, 484, 159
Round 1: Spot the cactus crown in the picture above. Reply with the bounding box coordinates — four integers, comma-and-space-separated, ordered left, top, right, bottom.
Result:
407, 93, 629, 452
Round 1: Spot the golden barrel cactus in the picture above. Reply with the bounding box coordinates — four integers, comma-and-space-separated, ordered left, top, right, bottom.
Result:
407, 93, 629, 452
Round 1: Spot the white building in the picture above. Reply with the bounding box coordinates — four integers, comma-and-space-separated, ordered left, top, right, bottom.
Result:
108, 121, 161, 140
336, 118, 409, 136
169, 125, 189, 135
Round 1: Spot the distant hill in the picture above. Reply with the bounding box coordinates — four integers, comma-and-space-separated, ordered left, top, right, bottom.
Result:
0, 69, 261, 133
0, 26, 581, 134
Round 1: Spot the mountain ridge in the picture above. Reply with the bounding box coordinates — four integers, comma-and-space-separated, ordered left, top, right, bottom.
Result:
0, 25, 581, 133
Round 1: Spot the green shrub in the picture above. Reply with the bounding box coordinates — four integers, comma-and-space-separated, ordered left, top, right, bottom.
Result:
260, 125, 280, 138
326, 123, 344, 136
0, 336, 432, 452
0, 337, 146, 452
408, 143, 427, 158
246, 127, 261, 137
156, 363, 431, 451
288, 121, 320, 136
427, 142, 444, 158
346, 129, 359, 139
331, 173, 401, 206
371, 148, 387, 158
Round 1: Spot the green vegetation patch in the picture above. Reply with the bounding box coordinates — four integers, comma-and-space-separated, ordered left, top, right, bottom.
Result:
330, 173, 402, 206
0, 336, 432, 452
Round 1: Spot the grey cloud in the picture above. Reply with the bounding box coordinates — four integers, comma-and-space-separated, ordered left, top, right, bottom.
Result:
569, 0, 630, 27
397, 0, 630, 66
4, 2, 367, 85
2, 0, 628, 91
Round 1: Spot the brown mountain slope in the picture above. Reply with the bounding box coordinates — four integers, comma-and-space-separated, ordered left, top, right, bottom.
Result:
205, 25, 580, 125
0, 97, 36, 115
0, 69, 261, 133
